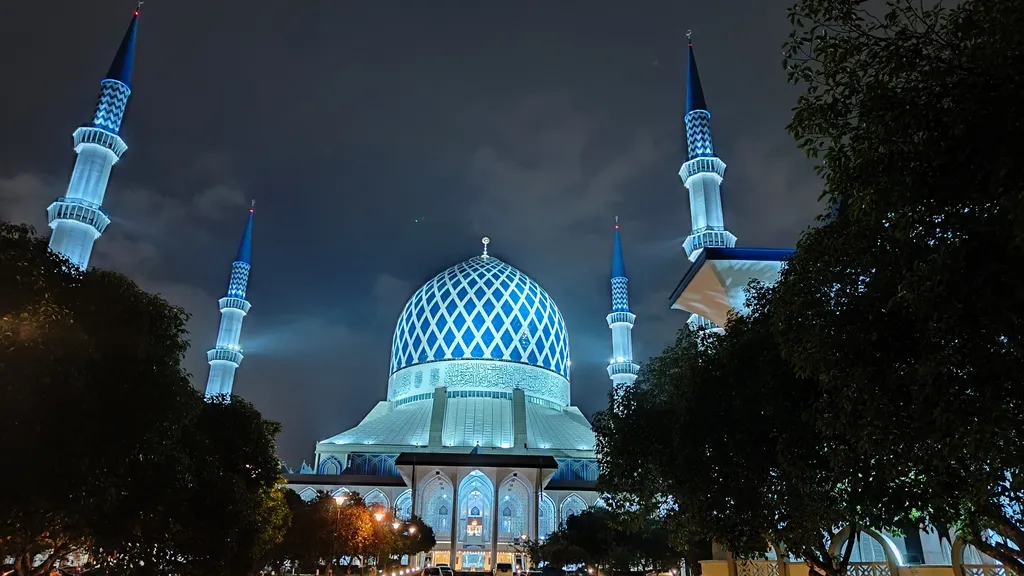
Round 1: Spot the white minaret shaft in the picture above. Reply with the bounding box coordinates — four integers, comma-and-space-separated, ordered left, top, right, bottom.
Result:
47, 11, 140, 269
680, 38, 736, 263
205, 209, 254, 399
607, 221, 639, 387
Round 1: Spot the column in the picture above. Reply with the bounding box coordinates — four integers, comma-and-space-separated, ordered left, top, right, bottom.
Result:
490, 476, 500, 569
449, 470, 459, 568
411, 465, 418, 516
534, 472, 541, 542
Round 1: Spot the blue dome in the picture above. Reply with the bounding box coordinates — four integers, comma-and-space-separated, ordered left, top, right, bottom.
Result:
390, 256, 570, 379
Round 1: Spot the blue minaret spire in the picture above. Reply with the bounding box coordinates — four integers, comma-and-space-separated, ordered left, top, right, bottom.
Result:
607, 217, 639, 388
205, 205, 255, 400
46, 6, 142, 269
680, 34, 736, 262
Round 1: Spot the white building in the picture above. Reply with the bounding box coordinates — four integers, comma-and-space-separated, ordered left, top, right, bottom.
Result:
287, 234, 635, 571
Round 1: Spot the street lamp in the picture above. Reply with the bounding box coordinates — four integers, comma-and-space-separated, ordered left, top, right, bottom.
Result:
392, 521, 401, 530
409, 526, 417, 534
329, 495, 346, 576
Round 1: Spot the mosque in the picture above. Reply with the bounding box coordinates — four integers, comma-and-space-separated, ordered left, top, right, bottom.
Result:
39, 8, 1011, 576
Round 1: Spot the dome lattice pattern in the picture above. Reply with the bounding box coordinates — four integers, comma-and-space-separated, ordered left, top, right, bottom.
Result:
390, 256, 570, 379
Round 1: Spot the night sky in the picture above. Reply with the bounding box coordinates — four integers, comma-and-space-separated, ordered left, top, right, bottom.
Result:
0, 0, 821, 465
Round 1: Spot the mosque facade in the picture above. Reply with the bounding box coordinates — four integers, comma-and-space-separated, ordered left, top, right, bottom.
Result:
284, 238, 626, 570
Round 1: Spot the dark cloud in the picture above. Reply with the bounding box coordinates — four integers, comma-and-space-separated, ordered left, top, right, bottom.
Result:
0, 0, 822, 465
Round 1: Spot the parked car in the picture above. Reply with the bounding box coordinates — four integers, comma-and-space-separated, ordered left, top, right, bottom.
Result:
436, 564, 454, 576
493, 563, 514, 576
420, 568, 442, 576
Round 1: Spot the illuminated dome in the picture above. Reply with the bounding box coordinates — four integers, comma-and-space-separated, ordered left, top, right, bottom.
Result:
387, 254, 572, 406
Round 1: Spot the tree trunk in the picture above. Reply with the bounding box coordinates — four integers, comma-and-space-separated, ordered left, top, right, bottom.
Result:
969, 537, 1024, 575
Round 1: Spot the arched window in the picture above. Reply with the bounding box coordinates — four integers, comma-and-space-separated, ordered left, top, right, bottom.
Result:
538, 494, 556, 539
395, 490, 412, 520
498, 478, 530, 539
471, 506, 481, 516
363, 489, 390, 510
559, 494, 587, 526
421, 475, 453, 538
318, 456, 343, 475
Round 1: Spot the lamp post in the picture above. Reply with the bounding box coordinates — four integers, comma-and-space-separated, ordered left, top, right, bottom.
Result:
329, 495, 347, 576
372, 507, 386, 572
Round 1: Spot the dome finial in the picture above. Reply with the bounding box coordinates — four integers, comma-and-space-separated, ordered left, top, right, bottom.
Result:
481, 236, 490, 258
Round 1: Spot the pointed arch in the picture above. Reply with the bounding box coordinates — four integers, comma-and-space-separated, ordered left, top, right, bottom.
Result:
559, 493, 587, 525
330, 487, 351, 498
498, 476, 531, 539
297, 487, 319, 502
394, 489, 413, 520
538, 493, 556, 539
420, 473, 454, 538
363, 488, 390, 510
318, 455, 343, 475
458, 470, 494, 543
830, 525, 902, 576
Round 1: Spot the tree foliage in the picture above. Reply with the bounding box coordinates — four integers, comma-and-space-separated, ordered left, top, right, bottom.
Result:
270, 491, 436, 574
536, 508, 678, 574
596, 286, 873, 576
0, 223, 288, 576
777, 0, 1024, 569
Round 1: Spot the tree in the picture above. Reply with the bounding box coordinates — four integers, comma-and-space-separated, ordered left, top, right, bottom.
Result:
595, 285, 891, 576
776, 0, 1024, 569
535, 508, 678, 574
0, 223, 289, 576
168, 397, 291, 576
0, 222, 196, 576
364, 510, 435, 571
332, 496, 375, 574
266, 490, 312, 574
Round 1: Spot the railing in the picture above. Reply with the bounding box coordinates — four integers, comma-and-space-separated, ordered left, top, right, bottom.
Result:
963, 565, 1007, 576
846, 562, 890, 576
737, 560, 779, 576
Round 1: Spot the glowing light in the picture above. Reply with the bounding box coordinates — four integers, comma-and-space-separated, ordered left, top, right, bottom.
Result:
392, 521, 401, 530
333, 495, 347, 505
500, 442, 510, 449
616, 356, 624, 362
374, 512, 385, 522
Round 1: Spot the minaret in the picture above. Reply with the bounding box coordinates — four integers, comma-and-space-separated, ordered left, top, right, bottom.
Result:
204, 206, 255, 399
679, 35, 736, 262
606, 218, 639, 387
46, 7, 141, 269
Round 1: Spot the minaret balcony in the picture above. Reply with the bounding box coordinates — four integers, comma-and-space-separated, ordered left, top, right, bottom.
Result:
680, 156, 726, 181
207, 347, 244, 365
684, 229, 737, 258
46, 197, 111, 235
606, 311, 637, 327
218, 297, 252, 314
73, 127, 127, 159
607, 361, 640, 377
